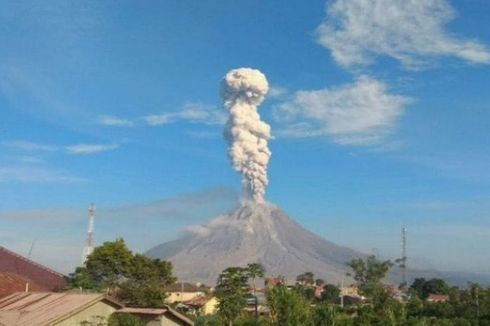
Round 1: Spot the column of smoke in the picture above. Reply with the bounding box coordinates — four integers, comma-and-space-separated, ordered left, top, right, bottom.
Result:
221, 68, 271, 203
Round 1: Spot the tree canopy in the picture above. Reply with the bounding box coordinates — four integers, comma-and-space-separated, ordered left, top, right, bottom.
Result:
346, 255, 393, 304
67, 238, 176, 307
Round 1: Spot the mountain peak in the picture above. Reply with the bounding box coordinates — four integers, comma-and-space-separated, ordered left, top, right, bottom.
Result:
146, 202, 362, 285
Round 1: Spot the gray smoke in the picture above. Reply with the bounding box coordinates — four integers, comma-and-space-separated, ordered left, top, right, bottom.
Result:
221, 68, 271, 203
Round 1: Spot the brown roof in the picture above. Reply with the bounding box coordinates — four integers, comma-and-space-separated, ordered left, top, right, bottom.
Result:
0, 292, 123, 326
0, 273, 46, 298
118, 306, 194, 325
0, 246, 65, 291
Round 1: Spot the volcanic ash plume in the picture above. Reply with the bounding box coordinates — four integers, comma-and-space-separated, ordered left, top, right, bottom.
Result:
221, 68, 271, 203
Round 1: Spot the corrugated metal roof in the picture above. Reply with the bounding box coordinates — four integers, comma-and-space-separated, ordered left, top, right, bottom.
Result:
0, 292, 123, 326
0, 247, 65, 291
0, 273, 46, 299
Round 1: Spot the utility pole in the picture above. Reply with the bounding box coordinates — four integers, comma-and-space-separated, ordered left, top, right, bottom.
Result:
340, 276, 344, 309
476, 286, 480, 326
401, 227, 407, 288
27, 239, 37, 259
180, 280, 185, 303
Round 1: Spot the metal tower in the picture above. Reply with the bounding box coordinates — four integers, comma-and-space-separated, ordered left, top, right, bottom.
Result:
401, 227, 407, 287
81, 203, 96, 264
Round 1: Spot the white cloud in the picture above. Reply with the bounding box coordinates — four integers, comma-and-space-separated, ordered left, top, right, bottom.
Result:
1, 140, 58, 151
98, 115, 134, 127
274, 76, 411, 145
268, 86, 288, 98
64, 143, 119, 155
317, 0, 490, 68
142, 114, 173, 126
3, 140, 121, 155
0, 165, 85, 183
15, 156, 46, 164
143, 103, 226, 126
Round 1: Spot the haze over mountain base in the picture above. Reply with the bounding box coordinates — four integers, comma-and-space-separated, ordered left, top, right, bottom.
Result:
146, 201, 362, 285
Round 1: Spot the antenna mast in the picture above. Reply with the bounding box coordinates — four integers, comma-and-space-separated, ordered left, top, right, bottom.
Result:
27, 239, 37, 259
401, 227, 407, 287
81, 203, 96, 264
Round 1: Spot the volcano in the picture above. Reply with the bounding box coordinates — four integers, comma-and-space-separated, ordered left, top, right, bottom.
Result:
146, 69, 363, 284
146, 202, 362, 285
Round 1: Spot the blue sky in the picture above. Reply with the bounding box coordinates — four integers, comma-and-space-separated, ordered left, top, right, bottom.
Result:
1, 0, 490, 275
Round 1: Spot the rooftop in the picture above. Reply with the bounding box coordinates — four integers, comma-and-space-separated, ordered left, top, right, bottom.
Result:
0, 246, 65, 291
183, 296, 214, 307
118, 306, 193, 325
0, 273, 46, 298
0, 292, 122, 326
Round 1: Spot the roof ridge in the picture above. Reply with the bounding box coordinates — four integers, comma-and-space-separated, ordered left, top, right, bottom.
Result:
0, 246, 65, 278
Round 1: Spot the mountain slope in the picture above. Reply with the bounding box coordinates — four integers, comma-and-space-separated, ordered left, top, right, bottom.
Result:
146, 202, 362, 284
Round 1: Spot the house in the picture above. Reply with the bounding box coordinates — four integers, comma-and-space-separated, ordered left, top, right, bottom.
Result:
164, 283, 209, 303
387, 286, 407, 302
0, 273, 46, 298
426, 294, 450, 303
116, 307, 193, 326
340, 286, 365, 304
0, 246, 65, 292
340, 286, 360, 297
264, 277, 284, 288
0, 292, 123, 326
183, 296, 218, 315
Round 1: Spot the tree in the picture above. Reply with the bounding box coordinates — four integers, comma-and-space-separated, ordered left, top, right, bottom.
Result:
346, 255, 393, 305
296, 272, 315, 287
314, 304, 338, 326
215, 267, 250, 326
246, 263, 265, 297
295, 272, 316, 302
67, 266, 101, 291
67, 239, 176, 307
406, 290, 424, 317
315, 279, 326, 287
119, 254, 175, 307
423, 279, 450, 298
266, 284, 313, 326
410, 278, 450, 299
321, 284, 341, 304
85, 238, 134, 290
410, 278, 427, 299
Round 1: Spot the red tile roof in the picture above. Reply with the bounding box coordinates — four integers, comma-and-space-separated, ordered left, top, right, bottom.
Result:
0, 246, 65, 292
0, 273, 46, 298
